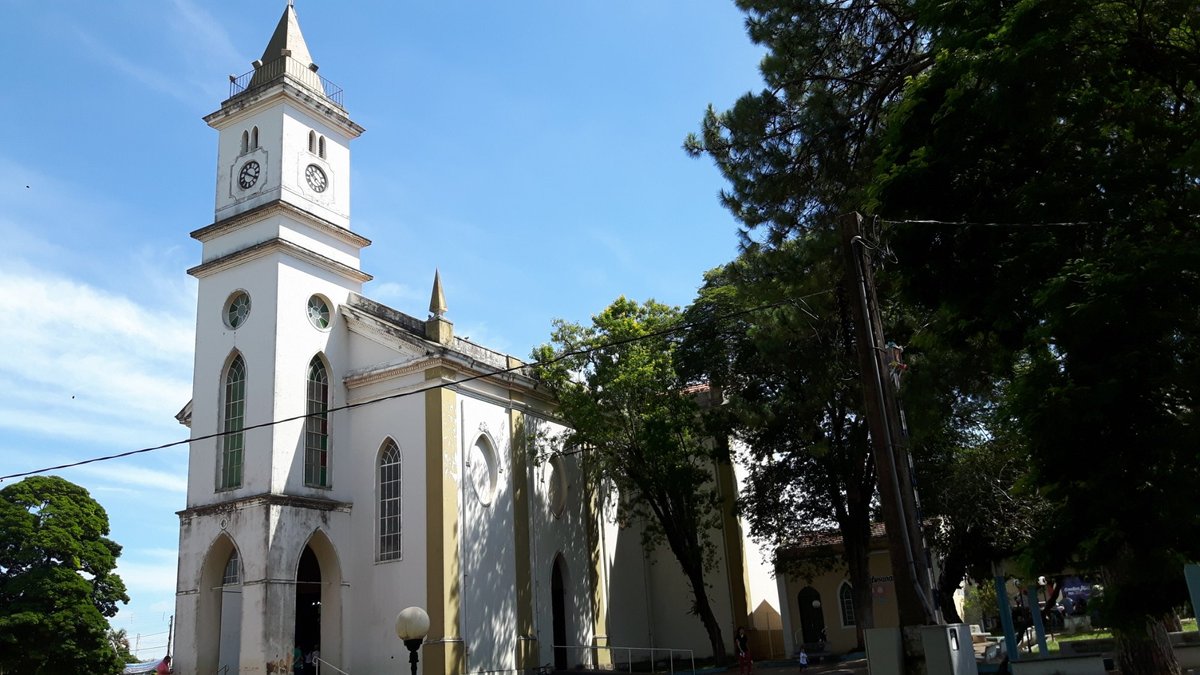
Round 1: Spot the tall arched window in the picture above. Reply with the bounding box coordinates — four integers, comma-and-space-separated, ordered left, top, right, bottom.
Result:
308, 130, 316, 153
378, 439, 402, 561
240, 130, 249, 154
220, 355, 246, 489
250, 126, 259, 150
839, 581, 856, 627
304, 356, 329, 487
318, 136, 326, 158
222, 549, 241, 585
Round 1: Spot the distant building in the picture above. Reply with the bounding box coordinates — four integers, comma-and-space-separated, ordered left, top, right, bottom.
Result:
172, 6, 779, 674
775, 523, 902, 656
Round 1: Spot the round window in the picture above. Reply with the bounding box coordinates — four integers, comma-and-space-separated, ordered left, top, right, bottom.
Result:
307, 295, 331, 329
224, 291, 251, 329
468, 436, 498, 506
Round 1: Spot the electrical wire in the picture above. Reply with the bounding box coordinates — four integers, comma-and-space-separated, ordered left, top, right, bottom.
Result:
0, 290, 835, 483
880, 217, 1110, 228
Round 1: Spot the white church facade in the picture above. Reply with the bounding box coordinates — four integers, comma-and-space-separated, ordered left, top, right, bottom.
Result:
172, 6, 781, 674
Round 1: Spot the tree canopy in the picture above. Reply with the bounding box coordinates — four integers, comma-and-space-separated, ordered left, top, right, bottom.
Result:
871, 2, 1200, 670
680, 237, 880, 644
689, 0, 1200, 671
532, 297, 729, 661
0, 475, 129, 675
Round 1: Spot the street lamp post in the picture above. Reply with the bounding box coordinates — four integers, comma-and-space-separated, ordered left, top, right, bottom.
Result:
395, 606, 430, 675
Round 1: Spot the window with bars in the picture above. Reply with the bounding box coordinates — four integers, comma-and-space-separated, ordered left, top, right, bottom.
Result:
220, 355, 246, 489
379, 440, 402, 561
222, 550, 241, 585
839, 582, 856, 627
305, 356, 329, 487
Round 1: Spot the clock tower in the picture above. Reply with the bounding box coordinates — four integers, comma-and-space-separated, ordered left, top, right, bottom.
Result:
175, 5, 368, 673
207, 4, 360, 227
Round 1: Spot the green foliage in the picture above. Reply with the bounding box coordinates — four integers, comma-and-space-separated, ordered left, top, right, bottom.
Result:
874, 0, 1200, 623
679, 236, 881, 635
684, 0, 930, 244
532, 297, 728, 659
0, 475, 129, 674
692, 0, 1199, 668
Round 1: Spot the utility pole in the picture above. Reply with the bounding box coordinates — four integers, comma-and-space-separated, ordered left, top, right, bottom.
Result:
839, 212, 936, 628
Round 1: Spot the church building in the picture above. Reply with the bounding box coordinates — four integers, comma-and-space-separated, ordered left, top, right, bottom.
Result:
172, 6, 780, 674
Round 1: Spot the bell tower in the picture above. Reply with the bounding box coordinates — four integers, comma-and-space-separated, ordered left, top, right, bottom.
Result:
209, 3, 359, 227
176, 5, 366, 673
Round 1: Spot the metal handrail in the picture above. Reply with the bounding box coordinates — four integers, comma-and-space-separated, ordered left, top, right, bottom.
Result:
554, 644, 697, 674
228, 56, 344, 107
315, 656, 349, 674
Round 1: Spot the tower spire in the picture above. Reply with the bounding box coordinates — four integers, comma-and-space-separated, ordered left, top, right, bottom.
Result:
429, 269, 448, 318
260, 2, 314, 68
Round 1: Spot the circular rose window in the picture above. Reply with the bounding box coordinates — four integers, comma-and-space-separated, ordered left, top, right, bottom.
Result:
224, 291, 251, 329
468, 436, 498, 506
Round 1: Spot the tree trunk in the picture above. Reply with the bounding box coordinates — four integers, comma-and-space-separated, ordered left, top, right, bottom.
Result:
684, 564, 728, 663
936, 548, 967, 624
1114, 615, 1179, 675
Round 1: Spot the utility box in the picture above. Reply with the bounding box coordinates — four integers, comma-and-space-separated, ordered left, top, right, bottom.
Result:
865, 627, 904, 674
922, 624, 978, 675
865, 624, 979, 675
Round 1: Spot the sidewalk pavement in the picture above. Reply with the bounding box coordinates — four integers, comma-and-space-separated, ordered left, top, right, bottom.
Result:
752, 657, 868, 675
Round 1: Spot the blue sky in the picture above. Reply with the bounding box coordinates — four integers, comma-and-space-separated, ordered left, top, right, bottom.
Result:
0, 0, 764, 654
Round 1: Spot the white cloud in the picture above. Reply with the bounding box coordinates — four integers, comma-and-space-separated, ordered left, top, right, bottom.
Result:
76, 464, 187, 495
0, 267, 194, 474
369, 280, 423, 308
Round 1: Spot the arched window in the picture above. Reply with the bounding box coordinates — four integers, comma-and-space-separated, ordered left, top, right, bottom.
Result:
220, 354, 246, 489
240, 130, 249, 154
304, 355, 329, 487
222, 549, 241, 585
250, 126, 259, 150
378, 439, 402, 561
318, 136, 326, 158
839, 581, 856, 627
308, 130, 316, 153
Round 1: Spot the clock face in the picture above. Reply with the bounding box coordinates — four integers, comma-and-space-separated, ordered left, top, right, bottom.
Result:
305, 164, 328, 193
238, 161, 260, 190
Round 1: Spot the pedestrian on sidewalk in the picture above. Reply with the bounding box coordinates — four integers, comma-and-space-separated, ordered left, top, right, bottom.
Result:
736, 627, 753, 675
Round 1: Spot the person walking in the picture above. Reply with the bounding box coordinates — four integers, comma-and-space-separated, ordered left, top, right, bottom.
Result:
736, 627, 753, 675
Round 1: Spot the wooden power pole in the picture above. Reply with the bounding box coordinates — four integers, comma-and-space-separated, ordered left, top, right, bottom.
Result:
839, 212, 937, 628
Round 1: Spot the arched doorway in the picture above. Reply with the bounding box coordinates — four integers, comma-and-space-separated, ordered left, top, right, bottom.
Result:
197, 535, 241, 674
295, 546, 321, 671
797, 586, 826, 645
551, 555, 569, 670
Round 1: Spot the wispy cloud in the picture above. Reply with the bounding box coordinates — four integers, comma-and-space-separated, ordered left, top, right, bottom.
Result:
369, 280, 423, 308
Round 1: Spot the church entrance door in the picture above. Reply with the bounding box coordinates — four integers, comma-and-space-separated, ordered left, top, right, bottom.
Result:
797, 586, 825, 646
551, 555, 569, 670
295, 546, 322, 672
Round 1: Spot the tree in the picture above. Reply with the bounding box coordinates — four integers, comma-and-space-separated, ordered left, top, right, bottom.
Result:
872, 1, 1200, 672
680, 237, 880, 647
684, 0, 930, 244
532, 298, 729, 661
108, 627, 139, 664
0, 475, 130, 674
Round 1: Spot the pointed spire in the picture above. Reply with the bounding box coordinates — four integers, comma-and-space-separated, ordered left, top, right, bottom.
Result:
260, 3, 315, 68
429, 269, 448, 318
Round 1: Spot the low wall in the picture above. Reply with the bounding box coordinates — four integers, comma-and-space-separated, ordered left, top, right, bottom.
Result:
1010, 654, 1106, 675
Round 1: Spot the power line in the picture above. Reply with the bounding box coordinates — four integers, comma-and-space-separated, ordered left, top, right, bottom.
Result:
881, 217, 1110, 228
0, 291, 834, 483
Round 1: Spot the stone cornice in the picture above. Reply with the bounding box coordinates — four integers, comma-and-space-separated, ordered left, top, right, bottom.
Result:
205, 80, 364, 138
187, 236, 373, 282
192, 199, 371, 249
178, 492, 352, 519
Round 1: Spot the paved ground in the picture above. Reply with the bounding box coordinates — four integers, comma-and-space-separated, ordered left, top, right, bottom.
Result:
751, 657, 868, 675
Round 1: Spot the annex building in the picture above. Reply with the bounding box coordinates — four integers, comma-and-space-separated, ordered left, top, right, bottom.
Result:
172, 6, 781, 674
